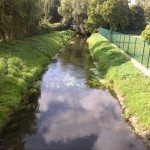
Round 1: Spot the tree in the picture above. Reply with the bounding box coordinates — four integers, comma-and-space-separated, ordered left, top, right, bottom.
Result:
0, 0, 12, 40
58, 0, 73, 26
72, 0, 89, 33
100, 0, 130, 31
44, 0, 61, 23
84, 0, 104, 33
0, 0, 41, 40
141, 0, 150, 24
58, 0, 89, 33
128, 4, 145, 31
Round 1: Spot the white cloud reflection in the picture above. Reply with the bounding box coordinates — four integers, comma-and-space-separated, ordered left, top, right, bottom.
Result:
37, 87, 146, 150
34, 61, 146, 150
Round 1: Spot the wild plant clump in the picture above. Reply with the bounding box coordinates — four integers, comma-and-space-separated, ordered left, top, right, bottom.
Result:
141, 23, 150, 41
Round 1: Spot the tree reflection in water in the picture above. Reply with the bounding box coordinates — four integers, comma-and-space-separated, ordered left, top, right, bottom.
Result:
0, 93, 39, 150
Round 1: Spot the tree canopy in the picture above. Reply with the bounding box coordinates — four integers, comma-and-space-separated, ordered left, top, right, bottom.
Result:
85, 0, 103, 33
0, 0, 148, 39
58, 0, 131, 33
128, 4, 145, 31
141, 0, 150, 24
58, 0, 89, 33
101, 0, 130, 30
44, 0, 61, 23
0, 0, 40, 40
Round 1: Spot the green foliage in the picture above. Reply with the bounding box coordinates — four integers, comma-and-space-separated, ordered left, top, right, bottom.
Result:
141, 23, 150, 41
32, 20, 66, 35
86, 78, 105, 89
58, 0, 131, 33
0, 0, 41, 40
58, 0, 89, 33
44, 0, 61, 23
141, 0, 150, 24
0, 0, 147, 37
85, 0, 133, 32
128, 4, 145, 31
72, 0, 89, 33
101, 0, 130, 31
33, 19, 53, 35
0, 30, 75, 127
85, 0, 103, 33
58, 0, 73, 26
88, 33, 150, 129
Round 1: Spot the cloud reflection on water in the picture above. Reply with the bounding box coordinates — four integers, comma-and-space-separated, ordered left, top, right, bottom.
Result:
34, 60, 146, 150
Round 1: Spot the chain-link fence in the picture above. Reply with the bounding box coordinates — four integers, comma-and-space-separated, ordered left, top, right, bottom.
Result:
99, 28, 150, 69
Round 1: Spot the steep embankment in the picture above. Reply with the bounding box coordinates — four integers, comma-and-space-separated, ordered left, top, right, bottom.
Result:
87, 33, 150, 146
0, 30, 75, 127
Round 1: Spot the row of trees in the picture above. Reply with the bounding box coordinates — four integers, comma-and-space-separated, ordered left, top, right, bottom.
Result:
58, 0, 150, 34
0, 0, 149, 40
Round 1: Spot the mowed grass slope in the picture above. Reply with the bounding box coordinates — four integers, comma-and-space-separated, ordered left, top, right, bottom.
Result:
87, 33, 150, 130
0, 30, 75, 127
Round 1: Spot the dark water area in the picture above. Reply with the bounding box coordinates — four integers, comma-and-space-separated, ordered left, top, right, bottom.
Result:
0, 36, 147, 150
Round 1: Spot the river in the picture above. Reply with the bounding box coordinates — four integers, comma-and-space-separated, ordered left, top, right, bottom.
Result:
0, 36, 147, 150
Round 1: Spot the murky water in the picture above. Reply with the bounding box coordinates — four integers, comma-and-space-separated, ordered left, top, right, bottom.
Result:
0, 36, 147, 150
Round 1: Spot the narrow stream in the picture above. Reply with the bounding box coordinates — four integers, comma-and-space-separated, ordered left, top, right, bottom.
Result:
0, 36, 147, 150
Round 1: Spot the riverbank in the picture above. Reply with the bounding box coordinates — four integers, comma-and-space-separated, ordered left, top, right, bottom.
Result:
0, 30, 75, 127
87, 33, 150, 147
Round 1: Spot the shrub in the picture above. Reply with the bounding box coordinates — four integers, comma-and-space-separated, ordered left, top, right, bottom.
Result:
33, 19, 52, 35
141, 23, 150, 41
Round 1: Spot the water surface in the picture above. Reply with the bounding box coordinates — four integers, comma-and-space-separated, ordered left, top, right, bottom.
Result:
0, 36, 147, 150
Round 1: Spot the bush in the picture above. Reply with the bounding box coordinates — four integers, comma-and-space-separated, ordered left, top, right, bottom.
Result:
141, 23, 150, 41
33, 20, 68, 35
33, 19, 53, 35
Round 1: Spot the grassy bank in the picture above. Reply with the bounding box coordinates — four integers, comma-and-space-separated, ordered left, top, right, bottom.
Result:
87, 34, 150, 133
0, 30, 75, 127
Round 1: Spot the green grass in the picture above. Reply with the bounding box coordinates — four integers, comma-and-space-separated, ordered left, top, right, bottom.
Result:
87, 33, 150, 130
0, 30, 75, 127
99, 28, 150, 69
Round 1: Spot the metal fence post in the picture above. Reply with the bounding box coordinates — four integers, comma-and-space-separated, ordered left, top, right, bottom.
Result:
115, 33, 117, 45
123, 34, 125, 51
147, 49, 150, 69
111, 31, 113, 42
141, 41, 146, 64
133, 38, 137, 58
127, 35, 130, 54
119, 33, 121, 48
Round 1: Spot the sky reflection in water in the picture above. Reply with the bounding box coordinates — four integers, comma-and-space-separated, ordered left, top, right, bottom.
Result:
25, 37, 146, 150
0, 37, 146, 150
